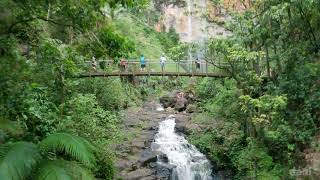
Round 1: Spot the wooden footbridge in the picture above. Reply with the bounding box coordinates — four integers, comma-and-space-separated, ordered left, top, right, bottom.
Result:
77, 60, 230, 78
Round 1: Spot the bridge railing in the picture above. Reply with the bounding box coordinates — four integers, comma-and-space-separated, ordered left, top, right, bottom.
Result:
79, 59, 230, 75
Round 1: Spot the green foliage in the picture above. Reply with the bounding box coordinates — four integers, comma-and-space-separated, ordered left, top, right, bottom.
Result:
59, 94, 120, 141
168, 43, 189, 61
0, 142, 41, 180
0, 133, 96, 180
156, 27, 180, 53
0, 0, 149, 179
39, 133, 96, 168
23, 85, 59, 137
194, 0, 320, 178
36, 160, 95, 180
234, 139, 283, 179
36, 160, 72, 180
114, 13, 166, 59
97, 26, 135, 58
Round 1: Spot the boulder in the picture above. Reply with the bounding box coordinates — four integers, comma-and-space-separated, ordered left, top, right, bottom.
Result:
126, 168, 154, 179
175, 124, 187, 134
174, 96, 188, 111
158, 154, 169, 163
156, 163, 176, 180
139, 148, 159, 167
159, 96, 176, 108
159, 90, 180, 108
115, 159, 129, 171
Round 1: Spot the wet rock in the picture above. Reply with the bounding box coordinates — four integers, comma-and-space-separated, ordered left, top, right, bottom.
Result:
139, 148, 159, 167
151, 143, 161, 151
131, 162, 138, 171
159, 95, 176, 108
149, 126, 157, 131
194, 174, 202, 180
174, 96, 188, 112
126, 168, 154, 179
149, 162, 158, 168
158, 154, 169, 163
159, 90, 180, 108
115, 159, 129, 171
140, 176, 157, 180
156, 163, 176, 179
175, 124, 187, 134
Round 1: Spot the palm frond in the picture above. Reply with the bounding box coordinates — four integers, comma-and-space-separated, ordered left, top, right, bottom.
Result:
0, 142, 41, 180
39, 133, 95, 167
66, 161, 96, 180
35, 160, 72, 180
36, 160, 95, 180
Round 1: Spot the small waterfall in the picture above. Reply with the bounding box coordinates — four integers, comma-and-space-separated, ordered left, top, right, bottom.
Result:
187, 0, 193, 72
187, 0, 193, 42
152, 115, 213, 180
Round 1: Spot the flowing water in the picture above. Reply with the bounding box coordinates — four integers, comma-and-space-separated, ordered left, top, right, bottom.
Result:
152, 115, 213, 180
187, 0, 193, 72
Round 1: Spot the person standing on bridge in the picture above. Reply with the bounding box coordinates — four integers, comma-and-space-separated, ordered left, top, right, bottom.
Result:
195, 58, 200, 72
160, 53, 166, 72
120, 57, 127, 72
91, 56, 97, 72
140, 54, 146, 71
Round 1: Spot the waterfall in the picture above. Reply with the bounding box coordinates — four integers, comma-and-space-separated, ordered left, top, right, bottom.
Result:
187, 0, 193, 42
187, 0, 193, 72
152, 115, 213, 180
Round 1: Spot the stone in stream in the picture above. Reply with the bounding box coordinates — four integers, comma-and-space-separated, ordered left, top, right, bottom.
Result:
156, 163, 177, 180
139, 148, 159, 167
159, 96, 176, 108
159, 90, 180, 108
159, 90, 191, 111
174, 95, 188, 111
158, 154, 169, 163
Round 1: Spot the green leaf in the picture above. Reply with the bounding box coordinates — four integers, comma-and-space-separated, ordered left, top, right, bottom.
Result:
0, 142, 41, 180
36, 160, 95, 180
39, 133, 95, 167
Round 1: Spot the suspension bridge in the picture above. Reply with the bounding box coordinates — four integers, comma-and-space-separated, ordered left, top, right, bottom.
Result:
77, 60, 230, 78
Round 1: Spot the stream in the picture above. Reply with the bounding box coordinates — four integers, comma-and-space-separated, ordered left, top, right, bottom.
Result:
152, 114, 213, 180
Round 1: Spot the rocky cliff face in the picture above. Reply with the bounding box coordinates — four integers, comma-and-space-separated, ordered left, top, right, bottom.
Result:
156, 0, 249, 42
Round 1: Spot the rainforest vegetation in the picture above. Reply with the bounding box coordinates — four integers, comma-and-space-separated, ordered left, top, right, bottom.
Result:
0, 0, 319, 179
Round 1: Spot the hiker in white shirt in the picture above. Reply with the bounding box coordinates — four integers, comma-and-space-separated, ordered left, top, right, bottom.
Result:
160, 53, 166, 72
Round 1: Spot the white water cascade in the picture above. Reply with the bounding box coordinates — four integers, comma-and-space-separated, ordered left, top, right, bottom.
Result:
187, 0, 193, 72
187, 0, 193, 42
152, 115, 213, 180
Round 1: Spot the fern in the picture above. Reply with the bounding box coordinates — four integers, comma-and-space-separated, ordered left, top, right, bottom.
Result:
39, 133, 96, 167
36, 160, 95, 180
66, 161, 96, 180
0, 142, 41, 180
36, 160, 72, 180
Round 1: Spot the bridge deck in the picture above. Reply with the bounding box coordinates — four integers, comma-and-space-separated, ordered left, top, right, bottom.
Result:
78, 60, 230, 78
78, 72, 228, 78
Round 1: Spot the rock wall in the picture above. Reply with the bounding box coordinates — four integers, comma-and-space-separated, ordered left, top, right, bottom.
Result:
156, 0, 249, 42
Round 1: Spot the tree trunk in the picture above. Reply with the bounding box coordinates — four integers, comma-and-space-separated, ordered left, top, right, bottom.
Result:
265, 44, 271, 79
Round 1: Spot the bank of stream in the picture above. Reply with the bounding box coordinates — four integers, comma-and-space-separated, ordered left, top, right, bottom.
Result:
114, 99, 225, 180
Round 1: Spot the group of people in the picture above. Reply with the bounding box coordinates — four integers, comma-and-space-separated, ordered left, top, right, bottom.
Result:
92, 54, 201, 72
120, 54, 167, 72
